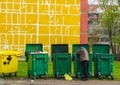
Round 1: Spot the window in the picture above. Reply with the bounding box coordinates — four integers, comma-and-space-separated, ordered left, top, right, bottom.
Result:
100, 37, 109, 42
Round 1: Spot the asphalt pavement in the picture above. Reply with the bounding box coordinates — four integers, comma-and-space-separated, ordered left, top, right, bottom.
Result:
0, 78, 120, 85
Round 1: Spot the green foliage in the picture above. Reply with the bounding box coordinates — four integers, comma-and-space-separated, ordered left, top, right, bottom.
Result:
100, 1, 120, 29
100, 6, 119, 31
112, 33, 120, 48
99, 1, 120, 60
119, 0, 120, 5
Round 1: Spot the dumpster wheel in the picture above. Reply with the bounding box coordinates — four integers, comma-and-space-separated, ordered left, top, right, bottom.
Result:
44, 75, 48, 80
110, 75, 114, 80
75, 75, 79, 78
111, 76, 114, 80
15, 72, 17, 77
94, 74, 97, 78
99, 75, 102, 80
98, 72, 102, 79
9, 73, 11, 76
28, 74, 30, 78
39, 75, 41, 78
1, 73, 5, 78
45, 74, 48, 79
33, 76, 36, 80
55, 74, 59, 78
45, 72, 48, 79
110, 73, 114, 80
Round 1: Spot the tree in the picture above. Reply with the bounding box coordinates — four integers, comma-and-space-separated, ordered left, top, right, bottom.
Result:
99, 0, 120, 60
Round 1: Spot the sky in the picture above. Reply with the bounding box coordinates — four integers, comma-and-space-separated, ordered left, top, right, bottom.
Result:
88, 0, 99, 5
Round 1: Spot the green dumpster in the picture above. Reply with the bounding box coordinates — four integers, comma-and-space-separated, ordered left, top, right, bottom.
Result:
53, 53, 71, 78
51, 44, 71, 78
93, 44, 114, 80
94, 53, 114, 80
72, 44, 93, 78
25, 44, 48, 80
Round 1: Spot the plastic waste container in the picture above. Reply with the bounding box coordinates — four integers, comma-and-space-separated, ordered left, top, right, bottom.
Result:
51, 44, 71, 78
93, 44, 114, 80
72, 44, 93, 78
25, 44, 48, 80
26, 52, 48, 80
53, 53, 71, 78
0, 50, 19, 77
94, 53, 114, 80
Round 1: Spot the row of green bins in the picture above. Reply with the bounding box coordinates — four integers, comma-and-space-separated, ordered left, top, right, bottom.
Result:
93, 44, 114, 80
72, 44, 93, 78
51, 44, 71, 78
25, 44, 48, 80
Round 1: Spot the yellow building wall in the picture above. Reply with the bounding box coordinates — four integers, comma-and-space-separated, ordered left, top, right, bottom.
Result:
0, 0, 80, 55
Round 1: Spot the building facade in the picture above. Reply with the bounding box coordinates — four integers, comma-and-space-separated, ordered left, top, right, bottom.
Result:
0, 0, 81, 55
88, 0, 118, 43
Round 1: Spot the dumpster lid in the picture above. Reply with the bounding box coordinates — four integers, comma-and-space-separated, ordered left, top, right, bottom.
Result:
0, 50, 20, 55
25, 44, 43, 52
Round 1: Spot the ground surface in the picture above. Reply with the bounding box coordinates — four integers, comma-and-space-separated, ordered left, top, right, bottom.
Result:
0, 78, 120, 85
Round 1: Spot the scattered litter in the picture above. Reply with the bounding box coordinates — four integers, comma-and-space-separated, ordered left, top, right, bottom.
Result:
64, 74, 72, 81
31, 80, 35, 83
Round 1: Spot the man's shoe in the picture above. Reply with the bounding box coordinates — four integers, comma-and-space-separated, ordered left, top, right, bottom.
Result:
82, 78, 88, 81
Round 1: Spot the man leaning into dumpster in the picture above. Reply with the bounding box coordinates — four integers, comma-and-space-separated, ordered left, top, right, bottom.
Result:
77, 47, 89, 81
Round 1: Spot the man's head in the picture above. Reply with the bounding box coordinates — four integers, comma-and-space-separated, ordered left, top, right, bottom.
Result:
80, 47, 84, 50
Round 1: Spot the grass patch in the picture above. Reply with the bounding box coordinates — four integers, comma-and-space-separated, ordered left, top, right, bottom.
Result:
1, 61, 120, 80
17, 61, 75, 78
113, 61, 120, 80
17, 61, 27, 78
